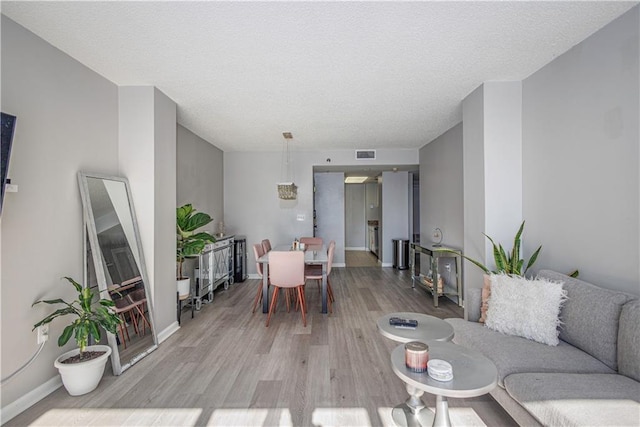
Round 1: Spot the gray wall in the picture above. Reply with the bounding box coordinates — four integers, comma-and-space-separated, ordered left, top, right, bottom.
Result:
176, 124, 224, 279
461, 85, 487, 291
522, 6, 639, 294
381, 171, 410, 266
419, 123, 464, 251
118, 86, 177, 337
1, 16, 119, 408
177, 125, 224, 223
315, 172, 346, 263
345, 184, 366, 249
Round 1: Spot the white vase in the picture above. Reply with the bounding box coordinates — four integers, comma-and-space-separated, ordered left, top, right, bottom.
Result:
177, 277, 190, 298
54, 344, 111, 396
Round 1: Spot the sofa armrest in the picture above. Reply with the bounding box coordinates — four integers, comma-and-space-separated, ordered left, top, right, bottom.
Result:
466, 287, 482, 322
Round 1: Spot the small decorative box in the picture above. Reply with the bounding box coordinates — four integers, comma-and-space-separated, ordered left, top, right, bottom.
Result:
427, 359, 453, 381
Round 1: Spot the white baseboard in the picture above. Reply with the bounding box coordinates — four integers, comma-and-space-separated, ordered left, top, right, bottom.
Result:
381, 262, 393, 267
345, 247, 367, 251
248, 273, 261, 280
157, 321, 180, 344
333, 263, 346, 267
1, 375, 62, 424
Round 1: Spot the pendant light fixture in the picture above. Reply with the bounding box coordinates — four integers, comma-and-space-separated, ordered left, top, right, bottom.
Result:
277, 132, 297, 200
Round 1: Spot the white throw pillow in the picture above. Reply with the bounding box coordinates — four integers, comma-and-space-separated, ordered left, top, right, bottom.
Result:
485, 274, 567, 346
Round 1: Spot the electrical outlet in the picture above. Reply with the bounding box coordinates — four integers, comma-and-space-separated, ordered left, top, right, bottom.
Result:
444, 263, 451, 272
37, 324, 49, 344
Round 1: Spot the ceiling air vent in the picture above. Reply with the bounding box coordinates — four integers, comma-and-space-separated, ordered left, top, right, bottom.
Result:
355, 150, 376, 160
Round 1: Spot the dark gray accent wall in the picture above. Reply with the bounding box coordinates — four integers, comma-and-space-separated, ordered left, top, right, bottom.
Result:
419, 123, 464, 251
177, 125, 224, 226
176, 125, 224, 279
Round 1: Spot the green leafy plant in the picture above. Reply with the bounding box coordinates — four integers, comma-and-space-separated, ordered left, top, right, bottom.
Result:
452, 221, 542, 276
176, 203, 216, 279
32, 277, 122, 357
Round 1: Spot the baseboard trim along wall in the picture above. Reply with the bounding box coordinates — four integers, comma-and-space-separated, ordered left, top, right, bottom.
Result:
1, 321, 182, 424
1, 375, 62, 424
157, 321, 180, 344
345, 247, 367, 251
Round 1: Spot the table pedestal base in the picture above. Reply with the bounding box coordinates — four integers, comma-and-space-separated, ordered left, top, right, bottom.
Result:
392, 385, 452, 427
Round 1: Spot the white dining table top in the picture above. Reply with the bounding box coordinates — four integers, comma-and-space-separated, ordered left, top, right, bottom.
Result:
257, 244, 328, 264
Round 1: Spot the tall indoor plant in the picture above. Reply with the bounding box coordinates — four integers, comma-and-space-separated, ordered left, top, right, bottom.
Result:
176, 203, 216, 297
32, 276, 122, 396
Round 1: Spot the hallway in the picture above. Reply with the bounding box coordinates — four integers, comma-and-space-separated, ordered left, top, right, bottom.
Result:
345, 250, 379, 267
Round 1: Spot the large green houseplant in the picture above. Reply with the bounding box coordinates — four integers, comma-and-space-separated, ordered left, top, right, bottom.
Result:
32, 276, 122, 395
176, 204, 216, 295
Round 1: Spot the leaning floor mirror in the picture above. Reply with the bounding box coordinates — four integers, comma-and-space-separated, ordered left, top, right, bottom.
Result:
78, 172, 158, 375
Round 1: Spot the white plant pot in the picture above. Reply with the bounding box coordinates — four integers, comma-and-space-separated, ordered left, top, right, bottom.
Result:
54, 344, 111, 396
177, 277, 190, 298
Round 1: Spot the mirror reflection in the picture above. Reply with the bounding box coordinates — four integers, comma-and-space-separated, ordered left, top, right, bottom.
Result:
79, 173, 157, 375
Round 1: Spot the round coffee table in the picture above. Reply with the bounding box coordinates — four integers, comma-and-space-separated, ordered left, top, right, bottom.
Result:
390, 341, 498, 427
377, 312, 454, 343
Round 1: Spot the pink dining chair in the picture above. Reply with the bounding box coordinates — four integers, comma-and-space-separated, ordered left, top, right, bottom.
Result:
300, 237, 323, 246
266, 251, 307, 327
305, 240, 336, 313
252, 243, 269, 314
261, 239, 272, 253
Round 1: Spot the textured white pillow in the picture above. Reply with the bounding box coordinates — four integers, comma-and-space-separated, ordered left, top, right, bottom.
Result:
485, 274, 567, 346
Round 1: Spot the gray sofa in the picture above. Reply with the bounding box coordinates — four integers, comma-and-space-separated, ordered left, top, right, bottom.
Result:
446, 270, 640, 427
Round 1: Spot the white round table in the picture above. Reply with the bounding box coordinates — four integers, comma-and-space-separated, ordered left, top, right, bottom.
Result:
390, 341, 498, 427
377, 312, 454, 343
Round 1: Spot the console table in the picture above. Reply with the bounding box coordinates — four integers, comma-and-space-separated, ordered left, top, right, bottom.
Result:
410, 243, 463, 307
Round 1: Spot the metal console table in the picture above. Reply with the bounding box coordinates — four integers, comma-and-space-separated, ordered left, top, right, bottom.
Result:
194, 235, 234, 310
410, 243, 463, 308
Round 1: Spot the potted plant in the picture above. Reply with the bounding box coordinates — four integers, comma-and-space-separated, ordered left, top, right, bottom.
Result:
176, 203, 216, 297
32, 277, 122, 396
452, 220, 542, 276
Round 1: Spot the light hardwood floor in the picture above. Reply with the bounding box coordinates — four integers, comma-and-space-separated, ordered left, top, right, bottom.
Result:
345, 250, 379, 268
8, 268, 517, 427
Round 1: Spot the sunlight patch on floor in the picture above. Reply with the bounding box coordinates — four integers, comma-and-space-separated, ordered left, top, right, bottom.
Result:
312, 407, 371, 426
30, 408, 202, 426
378, 406, 487, 427
207, 408, 290, 426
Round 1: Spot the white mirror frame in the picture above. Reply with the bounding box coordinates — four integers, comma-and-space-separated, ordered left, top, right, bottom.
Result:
78, 172, 158, 375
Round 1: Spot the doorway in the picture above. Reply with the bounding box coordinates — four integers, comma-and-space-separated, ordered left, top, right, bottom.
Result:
313, 164, 419, 269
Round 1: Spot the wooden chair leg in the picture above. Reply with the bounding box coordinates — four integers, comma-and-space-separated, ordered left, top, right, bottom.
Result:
134, 304, 151, 335
328, 277, 335, 303
297, 286, 307, 327
285, 288, 292, 312
251, 282, 263, 313
117, 315, 129, 349
266, 287, 280, 327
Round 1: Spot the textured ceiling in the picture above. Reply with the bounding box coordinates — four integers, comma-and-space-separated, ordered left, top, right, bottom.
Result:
2, 1, 637, 152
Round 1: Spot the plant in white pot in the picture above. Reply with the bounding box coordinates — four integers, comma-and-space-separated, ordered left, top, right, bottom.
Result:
176, 203, 216, 298
32, 277, 122, 396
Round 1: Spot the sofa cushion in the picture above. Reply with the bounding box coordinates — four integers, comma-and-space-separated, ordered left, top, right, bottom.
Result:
485, 274, 567, 346
504, 373, 640, 427
618, 299, 640, 381
446, 318, 615, 387
538, 270, 635, 370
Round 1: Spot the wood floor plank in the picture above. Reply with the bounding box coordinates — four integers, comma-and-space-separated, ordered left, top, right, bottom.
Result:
6, 267, 517, 427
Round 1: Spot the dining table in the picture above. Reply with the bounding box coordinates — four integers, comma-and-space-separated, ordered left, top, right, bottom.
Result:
257, 244, 329, 314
